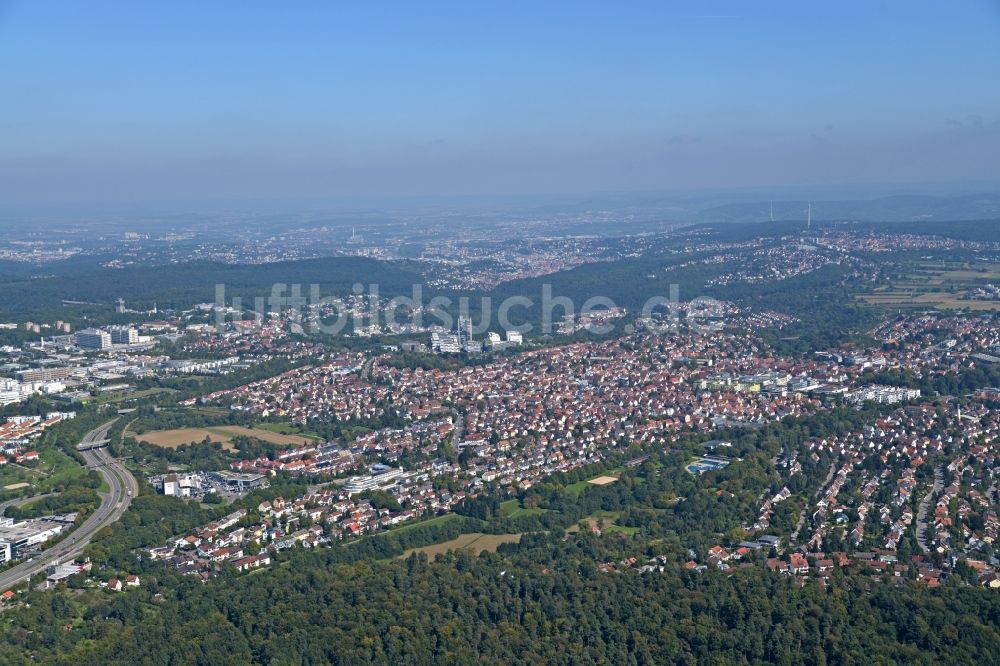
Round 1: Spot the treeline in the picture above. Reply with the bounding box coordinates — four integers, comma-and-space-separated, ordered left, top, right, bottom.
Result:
478, 247, 875, 352
877, 363, 1000, 396
849, 219, 1000, 243
83, 493, 220, 568
134, 357, 303, 401
126, 405, 255, 434
121, 438, 233, 473
4, 530, 1000, 664
4, 486, 100, 520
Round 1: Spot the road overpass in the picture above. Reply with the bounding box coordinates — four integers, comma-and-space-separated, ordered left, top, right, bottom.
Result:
0, 419, 137, 592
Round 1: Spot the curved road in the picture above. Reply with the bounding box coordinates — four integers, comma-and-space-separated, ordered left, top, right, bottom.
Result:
0, 493, 57, 517
0, 420, 138, 592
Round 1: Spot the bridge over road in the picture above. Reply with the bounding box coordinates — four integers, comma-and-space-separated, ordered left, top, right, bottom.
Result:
0, 420, 137, 592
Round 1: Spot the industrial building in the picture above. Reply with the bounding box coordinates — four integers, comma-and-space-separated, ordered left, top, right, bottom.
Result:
206, 470, 269, 494
0, 516, 73, 560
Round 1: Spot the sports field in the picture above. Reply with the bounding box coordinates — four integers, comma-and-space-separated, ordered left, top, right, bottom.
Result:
588, 475, 619, 486
565, 472, 623, 496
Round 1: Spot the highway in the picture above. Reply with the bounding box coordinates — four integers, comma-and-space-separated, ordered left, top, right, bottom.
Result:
0, 419, 138, 592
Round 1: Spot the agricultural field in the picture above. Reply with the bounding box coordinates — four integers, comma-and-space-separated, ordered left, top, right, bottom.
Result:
862, 261, 1000, 311
398, 532, 522, 559
133, 425, 318, 450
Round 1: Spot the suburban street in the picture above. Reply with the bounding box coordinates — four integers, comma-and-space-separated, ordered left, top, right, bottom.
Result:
791, 461, 837, 544
449, 408, 465, 447
0, 420, 137, 592
916, 466, 944, 553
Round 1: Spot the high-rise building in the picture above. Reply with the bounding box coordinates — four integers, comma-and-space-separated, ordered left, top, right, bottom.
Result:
108, 326, 139, 345
74, 329, 111, 350
457, 316, 473, 346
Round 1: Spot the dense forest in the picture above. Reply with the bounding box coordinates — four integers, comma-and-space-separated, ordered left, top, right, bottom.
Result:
2, 530, 1000, 665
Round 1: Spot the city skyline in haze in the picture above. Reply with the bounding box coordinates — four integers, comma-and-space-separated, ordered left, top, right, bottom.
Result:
2, 1, 999, 209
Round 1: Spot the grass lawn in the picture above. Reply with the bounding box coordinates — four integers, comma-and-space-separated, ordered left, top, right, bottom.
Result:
0, 448, 88, 498
0, 465, 39, 492
605, 524, 640, 536
398, 532, 522, 559
254, 422, 322, 440
382, 513, 463, 535
42, 448, 90, 485
565, 472, 626, 496
500, 498, 551, 518
566, 510, 632, 535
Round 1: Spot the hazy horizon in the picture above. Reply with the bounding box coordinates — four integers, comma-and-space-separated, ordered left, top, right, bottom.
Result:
2, 1, 999, 208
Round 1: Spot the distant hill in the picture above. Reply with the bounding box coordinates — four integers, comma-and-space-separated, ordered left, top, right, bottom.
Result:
691, 193, 1000, 224
0, 256, 426, 319
681, 218, 1000, 244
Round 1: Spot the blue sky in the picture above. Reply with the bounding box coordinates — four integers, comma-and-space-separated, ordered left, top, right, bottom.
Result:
1, 1, 999, 206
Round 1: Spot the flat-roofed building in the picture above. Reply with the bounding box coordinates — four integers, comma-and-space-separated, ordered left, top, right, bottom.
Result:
343, 466, 405, 495
16, 367, 75, 383
108, 326, 139, 345
207, 470, 268, 493
0, 518, 68, 558
74, 329, 111, 350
